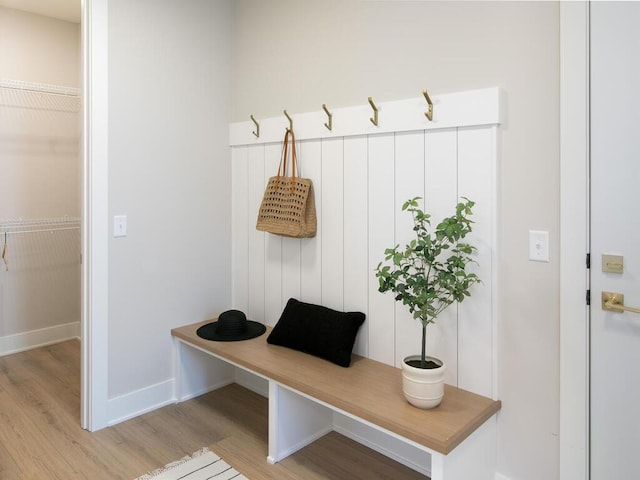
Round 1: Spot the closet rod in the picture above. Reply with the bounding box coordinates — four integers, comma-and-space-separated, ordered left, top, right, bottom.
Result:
0, 217, 80, 226
0, 84, 78, 98
2, 226, 80, 236
0, 80, 79, 98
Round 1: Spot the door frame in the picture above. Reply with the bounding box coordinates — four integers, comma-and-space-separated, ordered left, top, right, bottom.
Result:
559, 2, 590, 479
81, 0, 109, 431
79, 0, 594, 452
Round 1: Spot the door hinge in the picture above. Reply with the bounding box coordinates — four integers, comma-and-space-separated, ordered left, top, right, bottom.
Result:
586, 289, 591, 306
586, 253, 591, 269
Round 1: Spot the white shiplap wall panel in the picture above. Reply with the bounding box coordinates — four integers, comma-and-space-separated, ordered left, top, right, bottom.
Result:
299, 140, 323, 306
394, 131, 427, 368
264, 143, 284, 325
247, 145, 266, 323
424, 129, 460, 387
367, 133, 396, 365
281, 236, 301, 313
231, 146, 249, 313
457, 126, 495, 397
343, 136, 369, 357
231, 88, 500, 398
321, 137, 344, 311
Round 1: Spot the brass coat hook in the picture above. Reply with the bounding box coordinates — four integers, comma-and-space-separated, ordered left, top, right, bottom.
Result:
423, 89, 434, 121
250, 115, 260, 138
368, 97, 378, 126
284, 110, 293, 131
322, 104, 332, 131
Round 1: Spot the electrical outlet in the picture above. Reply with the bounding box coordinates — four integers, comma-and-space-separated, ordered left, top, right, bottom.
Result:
529, 230, 549, 262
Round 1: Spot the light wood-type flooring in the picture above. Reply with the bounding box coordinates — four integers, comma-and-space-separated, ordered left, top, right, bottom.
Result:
0, 340, 428, 479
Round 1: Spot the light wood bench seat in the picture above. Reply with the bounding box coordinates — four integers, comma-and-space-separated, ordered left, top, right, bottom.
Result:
172, 320, 501, 479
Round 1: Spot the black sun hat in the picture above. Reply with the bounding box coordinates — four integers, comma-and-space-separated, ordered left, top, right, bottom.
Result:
196, 310, 266, 342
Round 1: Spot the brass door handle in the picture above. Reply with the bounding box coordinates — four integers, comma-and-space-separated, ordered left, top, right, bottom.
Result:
602, 291, 640, 314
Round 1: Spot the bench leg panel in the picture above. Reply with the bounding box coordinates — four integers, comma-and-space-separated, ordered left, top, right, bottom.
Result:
267, 382, 333, 464
173, 338, 235, 402
431, 417, 497, 480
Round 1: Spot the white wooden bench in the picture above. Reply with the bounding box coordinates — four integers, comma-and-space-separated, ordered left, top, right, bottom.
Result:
172, 320, 501, 480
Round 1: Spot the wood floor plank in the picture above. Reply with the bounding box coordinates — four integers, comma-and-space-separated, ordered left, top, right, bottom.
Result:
0, 387, 77, 479
0, 439, 21, 479
0, 340, 429, 479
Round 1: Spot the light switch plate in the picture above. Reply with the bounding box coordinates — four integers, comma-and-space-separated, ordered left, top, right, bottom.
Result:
529, 230, 549, 262
114, 215, 127, 237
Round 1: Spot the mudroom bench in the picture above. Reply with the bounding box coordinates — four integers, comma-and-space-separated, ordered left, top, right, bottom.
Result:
172, 320, 501, 480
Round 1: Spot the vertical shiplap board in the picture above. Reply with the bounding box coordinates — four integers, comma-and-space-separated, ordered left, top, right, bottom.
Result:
281, 240, 301, 311
273, 131, 302, 308
232, 146, 249, 313
367, 133, 396, 365
281, 138, 302, 308
343, 136, 369, 357
321, 137, 344, 311
457, 126, 495, 398
264, 143, 284, 325
281, 233, 301, 309
299, 140, 323, 305
424, 128, 459, 386
247, 145, 266, 323
394, 131, 426, 367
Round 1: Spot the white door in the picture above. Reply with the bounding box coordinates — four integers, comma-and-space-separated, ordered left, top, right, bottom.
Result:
590, 3, 640, 478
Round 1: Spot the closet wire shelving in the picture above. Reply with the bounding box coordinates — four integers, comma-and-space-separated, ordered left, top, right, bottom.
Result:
0, 79, 80, 113
1, 217, 81, 236
1, 79, 81, 235
1, 79, 82, 271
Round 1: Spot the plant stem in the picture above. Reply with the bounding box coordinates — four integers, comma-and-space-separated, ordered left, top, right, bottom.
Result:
421, 323, 427, 368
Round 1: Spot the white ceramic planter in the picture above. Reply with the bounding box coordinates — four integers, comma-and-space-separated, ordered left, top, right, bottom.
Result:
401, 355, 446, 409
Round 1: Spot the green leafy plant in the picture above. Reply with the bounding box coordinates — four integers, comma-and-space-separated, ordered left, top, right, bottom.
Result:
375, 197, 481, 369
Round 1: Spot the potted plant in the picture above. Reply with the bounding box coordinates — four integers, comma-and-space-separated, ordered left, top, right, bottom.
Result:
375, 197, 481, 409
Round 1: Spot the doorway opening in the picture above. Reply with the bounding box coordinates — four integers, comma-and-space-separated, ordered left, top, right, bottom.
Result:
0, 1, 85, 426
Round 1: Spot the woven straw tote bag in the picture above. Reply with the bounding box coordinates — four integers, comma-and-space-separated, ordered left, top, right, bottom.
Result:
256, 128, 317, 238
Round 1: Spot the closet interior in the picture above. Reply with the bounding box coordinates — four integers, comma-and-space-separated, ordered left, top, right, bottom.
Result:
0, 7, 81, 357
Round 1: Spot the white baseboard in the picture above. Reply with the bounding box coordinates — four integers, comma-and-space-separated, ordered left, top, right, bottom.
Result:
115, 360, 266, 429
495, 474, 512, 480
269, 425, 334, 464
176, 378, 235, 403
333, 414, 431, 477
0, 321, 80, 357
107, 379, 176, 426
234, 368, 269, 397
108, 374, 241, 427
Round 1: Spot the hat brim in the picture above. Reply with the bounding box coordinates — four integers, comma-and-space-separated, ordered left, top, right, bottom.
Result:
196, 320, 266, 342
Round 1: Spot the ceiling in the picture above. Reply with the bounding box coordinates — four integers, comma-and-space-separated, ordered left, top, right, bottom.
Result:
0, 0, 80, 23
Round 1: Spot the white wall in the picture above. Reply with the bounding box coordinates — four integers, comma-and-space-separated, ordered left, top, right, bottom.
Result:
0, 7, 80, 86
106, 0, 233, 406
232, 2, 560, 480
0, 7, 81, 351
0, 5, 80, 221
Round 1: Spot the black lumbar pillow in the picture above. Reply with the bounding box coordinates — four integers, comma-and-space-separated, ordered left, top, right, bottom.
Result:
267, 298, 365, 367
